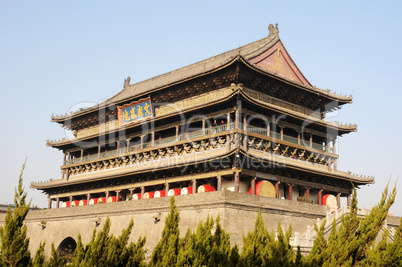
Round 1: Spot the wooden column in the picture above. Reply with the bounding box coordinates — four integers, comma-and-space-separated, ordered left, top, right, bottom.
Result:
165, 182, 170, 195
202, 120, 205, 135
288, 184, 293, 200
87, 193, 90, 203
48, 196, 52, 210
176, 125, 180, 141
305, 188, 310, 200
337, 193, 341, 208
69, 195, 73, 204
310, 134, 313, 148
151, 132, 155, 146
318, 190, 323, 205
251, 178, 256, 195
297, 132, 301, 145
106, 191, 109, 202
267, 122, 270, 137
227, 112, 231, 130
333, 139, 337, 154
116, 190, 121, 202
192, 179, 197, 193
56, 197, 60, 209
98, 145, 101, 157
243, 115, 248, 150
129, 188, 134, 198
347, 195, 351, 207
217, 175, 222, 191
327, 158, 332, 171
141, 186, 145, 196
126, 139, 130, 153
234, 172, 240, 193
275, 182, 279, 198
140, 135, 144, 149
280, 127, 284, 140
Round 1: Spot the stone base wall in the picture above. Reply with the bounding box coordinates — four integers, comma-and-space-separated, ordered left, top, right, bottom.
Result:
0, 191, 340, 259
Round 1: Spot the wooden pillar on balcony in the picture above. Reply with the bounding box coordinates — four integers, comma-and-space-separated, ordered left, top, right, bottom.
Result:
48, 196, 52, 210
227, 112, 231, 129
280, 127, 283, 140
305, 188, 310, 200
87, 193, 90, 203
297, 132, 301, 145
56, 197, 60, 209
116, 190, 121, 202
192, 179, 197, 193
141, 186, 145, 196
333, 139, 337, 154
202, 120, 205, 135
105, 191, 109, 202
69, 195, 73, 204
217, 175, 222, 191
327, 157, 332, 171
288, 184, 293, 200
267, 122, 270, 137
98, 145, 101, 157
234, 172, 240, 193
318, 190, 323, 205
347, 194, 351, 207
310, 134, 313, 148
129, 188, 134, 198
126, 139, 130, 153
337, 193, 341, 208
243, 115, 248, 150
165, 182, 169, 195
140, 135, 144, 149
176, 125, 180, 140
275, 182, 279, 198
151, 132, 155, 146
251, 178, 256, 195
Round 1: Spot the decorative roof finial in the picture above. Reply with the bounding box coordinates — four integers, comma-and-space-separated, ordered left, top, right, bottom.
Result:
268, 23, 279, 38
124, 76, 131, 89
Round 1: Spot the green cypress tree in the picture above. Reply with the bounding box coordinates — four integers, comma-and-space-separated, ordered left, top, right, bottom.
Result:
176, 215, 234, 266
0, 159, 31, 267
31, 242, 46, 267
122, 236, 146, 267
238, 210, 271, 267
71, 216, 145, 267
308, 184, 397, 266
46, 243, 66, 267
71, 234, 85, 266
149, 197, 180, 266
305, 219, 327, 267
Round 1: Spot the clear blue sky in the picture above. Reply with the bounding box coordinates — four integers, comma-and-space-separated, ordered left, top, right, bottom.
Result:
1, 1, 401, 216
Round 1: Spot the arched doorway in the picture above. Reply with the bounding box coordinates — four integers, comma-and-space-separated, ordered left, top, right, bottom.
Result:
57, 237, 77, 263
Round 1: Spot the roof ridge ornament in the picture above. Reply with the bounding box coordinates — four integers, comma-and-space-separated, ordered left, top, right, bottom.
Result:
268, 23, 279, 38
124, 76, 131, 89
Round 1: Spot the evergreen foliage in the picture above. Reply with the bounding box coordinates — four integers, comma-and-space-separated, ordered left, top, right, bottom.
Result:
31, 242, 45, 267
0, 159, 31, 267
239, 210, 301, 267
149, 197, 180, 267
46, 243, 66, 267
176, 215, 236, 266
72, 216, 146, 267
307, 184, 398, 266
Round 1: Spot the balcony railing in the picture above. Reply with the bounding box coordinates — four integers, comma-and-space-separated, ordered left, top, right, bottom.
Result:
64, 122, 333, 165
